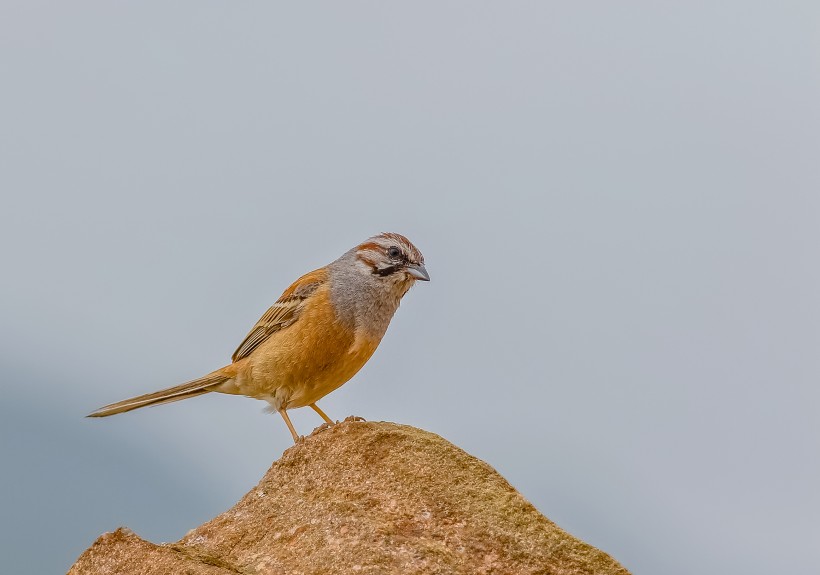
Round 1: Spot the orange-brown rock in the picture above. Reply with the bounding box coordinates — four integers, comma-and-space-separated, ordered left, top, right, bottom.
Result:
70, 420, 630, 575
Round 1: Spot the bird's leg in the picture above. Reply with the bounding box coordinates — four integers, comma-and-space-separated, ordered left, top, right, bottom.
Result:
309, 403, 335, 425
278, 408, 300, 443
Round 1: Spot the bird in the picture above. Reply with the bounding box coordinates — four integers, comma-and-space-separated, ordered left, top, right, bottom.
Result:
88, 232, 429, 442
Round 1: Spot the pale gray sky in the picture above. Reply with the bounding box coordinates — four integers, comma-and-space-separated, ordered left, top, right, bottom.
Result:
1, 2, 818, 574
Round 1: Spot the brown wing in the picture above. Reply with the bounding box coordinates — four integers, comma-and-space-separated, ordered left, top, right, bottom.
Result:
231, 268, 327, 362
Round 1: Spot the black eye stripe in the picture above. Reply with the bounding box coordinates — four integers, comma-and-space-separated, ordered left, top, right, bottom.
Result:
374, 264, 401, 277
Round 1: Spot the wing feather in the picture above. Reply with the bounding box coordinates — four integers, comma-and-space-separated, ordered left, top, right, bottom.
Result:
231, 268, 326, 362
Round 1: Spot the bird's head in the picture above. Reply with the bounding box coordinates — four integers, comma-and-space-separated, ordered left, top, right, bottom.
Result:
354, 232, 429, 292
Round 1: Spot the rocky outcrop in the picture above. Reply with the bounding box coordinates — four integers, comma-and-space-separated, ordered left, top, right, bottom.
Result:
70, 419, 629, 574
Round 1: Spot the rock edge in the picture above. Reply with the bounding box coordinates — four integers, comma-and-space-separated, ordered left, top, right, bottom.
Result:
70, 420, 630, 575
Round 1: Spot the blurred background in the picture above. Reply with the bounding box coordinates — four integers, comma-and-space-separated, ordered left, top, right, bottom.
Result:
1, 2, 818, 574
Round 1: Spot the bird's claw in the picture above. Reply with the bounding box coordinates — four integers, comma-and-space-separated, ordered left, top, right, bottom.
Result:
310, 422, 334, 436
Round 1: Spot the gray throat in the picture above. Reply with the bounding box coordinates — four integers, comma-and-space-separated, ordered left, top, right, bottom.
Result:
327, 249, 407, 341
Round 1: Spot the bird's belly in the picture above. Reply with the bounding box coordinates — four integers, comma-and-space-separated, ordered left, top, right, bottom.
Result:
235, 304, 381, 410
284, 344, 376, 408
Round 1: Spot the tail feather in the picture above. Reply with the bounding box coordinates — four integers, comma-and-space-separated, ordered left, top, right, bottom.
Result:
87, 372, 230, 417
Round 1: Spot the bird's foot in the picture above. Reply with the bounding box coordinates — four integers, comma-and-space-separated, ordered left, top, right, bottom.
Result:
343, 415, 367, 423
305, 417, 367, 439
310, 422, 334, 437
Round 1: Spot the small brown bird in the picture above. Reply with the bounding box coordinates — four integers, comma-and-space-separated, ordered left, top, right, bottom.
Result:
88, 232, 429, 442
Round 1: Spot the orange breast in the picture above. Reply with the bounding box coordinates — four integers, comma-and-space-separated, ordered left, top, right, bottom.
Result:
237, 283, 382, 409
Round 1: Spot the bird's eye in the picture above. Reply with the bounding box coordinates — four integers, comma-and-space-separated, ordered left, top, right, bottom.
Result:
387, 246, 402, 259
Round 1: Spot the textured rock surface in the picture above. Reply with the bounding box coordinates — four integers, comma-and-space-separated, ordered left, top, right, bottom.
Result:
70, 420, 630, 575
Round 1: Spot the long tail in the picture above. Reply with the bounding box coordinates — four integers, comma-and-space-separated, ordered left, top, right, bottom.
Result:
87, 370, 231, 417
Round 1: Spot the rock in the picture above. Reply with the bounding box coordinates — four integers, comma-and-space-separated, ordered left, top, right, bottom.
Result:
69, 420, 630, 574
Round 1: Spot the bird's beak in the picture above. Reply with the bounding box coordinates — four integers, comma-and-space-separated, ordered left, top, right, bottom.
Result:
406, 263, 430, 281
